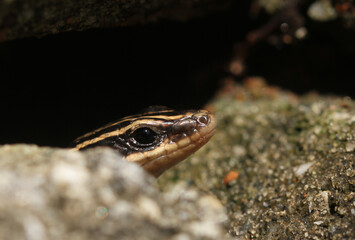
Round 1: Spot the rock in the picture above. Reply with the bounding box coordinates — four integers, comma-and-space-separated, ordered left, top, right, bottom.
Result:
0, 145, 227, 240
0, 0, 233, 42
159, 80, 355, 239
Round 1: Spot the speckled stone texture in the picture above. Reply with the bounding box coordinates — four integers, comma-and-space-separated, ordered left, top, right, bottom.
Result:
0, 145, 227, 240
159, 78, 355, 239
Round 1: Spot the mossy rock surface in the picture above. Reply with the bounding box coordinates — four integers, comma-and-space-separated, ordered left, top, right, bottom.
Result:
159, 78, 355, 239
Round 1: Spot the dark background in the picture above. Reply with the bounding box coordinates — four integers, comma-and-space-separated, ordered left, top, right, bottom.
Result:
1, 2, 354, 147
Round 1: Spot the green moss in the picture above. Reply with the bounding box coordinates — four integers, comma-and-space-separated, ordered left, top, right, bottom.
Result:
159, 80, 355, 239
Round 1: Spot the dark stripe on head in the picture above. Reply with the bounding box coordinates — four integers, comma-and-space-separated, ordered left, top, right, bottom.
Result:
70, 109, 191, 148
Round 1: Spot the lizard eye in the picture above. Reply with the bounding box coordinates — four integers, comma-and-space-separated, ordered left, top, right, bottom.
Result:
130, 127, 158, 146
